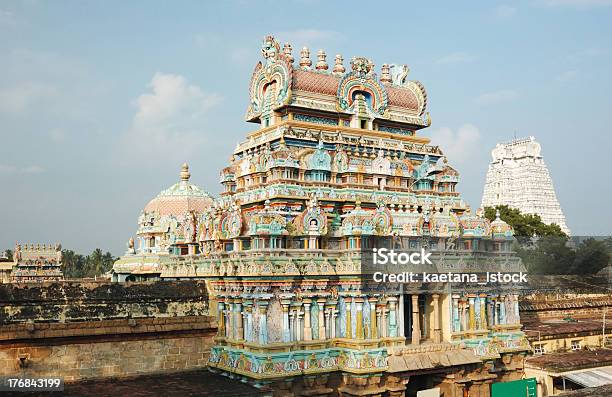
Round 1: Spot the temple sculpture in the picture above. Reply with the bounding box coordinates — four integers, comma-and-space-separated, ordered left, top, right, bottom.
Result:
113, 35, 529, 396
481, 136, 570, 235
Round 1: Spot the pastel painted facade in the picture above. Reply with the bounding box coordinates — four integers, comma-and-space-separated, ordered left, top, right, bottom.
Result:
481, 136, 570, 235
11, 243, 63, 283
113, 163, 214, 282
113, 35, 529, 396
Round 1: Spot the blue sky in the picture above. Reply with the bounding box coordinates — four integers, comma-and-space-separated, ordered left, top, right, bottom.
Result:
0, 0, 610, 255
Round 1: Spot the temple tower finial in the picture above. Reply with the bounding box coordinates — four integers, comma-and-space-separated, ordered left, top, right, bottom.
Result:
180, 163, 191, 182
332, 54, 345, 75
300, 47, 312, 69
316, 50, 328, 71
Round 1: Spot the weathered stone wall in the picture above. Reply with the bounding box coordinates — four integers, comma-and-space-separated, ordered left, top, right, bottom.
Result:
0, 317, 215, 381
0, 281, 217, 381
0, 281, 210, 324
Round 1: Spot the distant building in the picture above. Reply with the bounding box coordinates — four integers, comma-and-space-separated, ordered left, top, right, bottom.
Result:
0, 251, 12, 283
481, 136, 570, 235
11, 243, 64, 283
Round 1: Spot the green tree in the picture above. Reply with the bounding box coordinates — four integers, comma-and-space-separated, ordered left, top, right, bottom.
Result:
517, 236, 575, 275
62, 250, 86, 279
484, 205, 566, 237
62, 248, 116, 279
3, 249, 13, 261
569, 238, 610, 275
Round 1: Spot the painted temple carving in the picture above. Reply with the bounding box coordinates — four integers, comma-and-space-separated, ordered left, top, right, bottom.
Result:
113, 35, 529, 396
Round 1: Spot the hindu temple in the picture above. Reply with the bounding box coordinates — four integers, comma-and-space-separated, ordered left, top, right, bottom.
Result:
113, 35, 530, 396
8, 243, 64, 283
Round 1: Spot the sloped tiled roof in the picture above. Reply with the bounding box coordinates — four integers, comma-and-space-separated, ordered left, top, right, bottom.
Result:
292, 69, 339, 96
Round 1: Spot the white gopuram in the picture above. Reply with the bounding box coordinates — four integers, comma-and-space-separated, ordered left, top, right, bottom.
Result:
481, 136, 570, 235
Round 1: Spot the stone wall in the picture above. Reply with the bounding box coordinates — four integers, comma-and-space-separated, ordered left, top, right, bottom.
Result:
0, 281, 210, 324
0, 281, 217, 381
0, 317, 215, 381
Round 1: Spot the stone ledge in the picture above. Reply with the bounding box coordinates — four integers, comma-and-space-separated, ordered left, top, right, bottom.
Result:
0, 316, 217, 343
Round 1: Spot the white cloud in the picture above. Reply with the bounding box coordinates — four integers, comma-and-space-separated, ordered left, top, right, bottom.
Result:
539, 0, 612, 7
475, 89, 519, 105
0, 82, 58, 114
430, 124, 481, 165
0, 164, 45, 174
275, 29, 341, 47
434, 52, 477, 65
495, 5, 518, 17
119, 73, 222, 164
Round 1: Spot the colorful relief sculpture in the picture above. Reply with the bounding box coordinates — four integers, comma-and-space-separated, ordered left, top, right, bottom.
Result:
113, 35, 529, 395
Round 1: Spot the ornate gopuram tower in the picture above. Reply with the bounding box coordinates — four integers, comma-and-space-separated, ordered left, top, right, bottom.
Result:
200, 36, 530, 396
481, 136, 570, 235
115, 36, 531, 396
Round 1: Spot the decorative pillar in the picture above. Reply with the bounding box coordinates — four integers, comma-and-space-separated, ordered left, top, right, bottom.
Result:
494, 297, 499, 326
346, 297, 353, 339
514, 294, 520, 324
303, 300, 312, 341
330, 305, 338, 338
324, 307, 331, 339
462, 299, 469, 331
369, 297, 378, 339
376, 306, 384, 337
380, 305, 388, 338
398, 294, 405, 338
499, 295, 506, 325
225, 299, 232, 338
411, 294, 420, 345
468, 296, 475, 331
236, 299, 244, 340
217, 301, 226, 337
282, 299, 291, 343
480, 294, 488, 329
295, 306, 304, 341
242, 302, 251, 341
432, 294, 441, 343
354, 298, 363, 338
388, 297, 398, 337
289, 310, 296, 341
452, 295, 460, 332
258, 302, 268, 344
474, 296, 481, 330
318, 298, 326, 340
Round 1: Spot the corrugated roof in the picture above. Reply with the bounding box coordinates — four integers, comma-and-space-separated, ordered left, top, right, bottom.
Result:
564, 367, 612, 388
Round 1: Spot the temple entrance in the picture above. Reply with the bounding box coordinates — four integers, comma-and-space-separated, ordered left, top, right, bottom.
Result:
406, 374, 439, 397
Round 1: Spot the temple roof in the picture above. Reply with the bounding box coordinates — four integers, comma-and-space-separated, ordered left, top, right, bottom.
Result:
143, 163, 214, 216
246, 35, 429, 127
